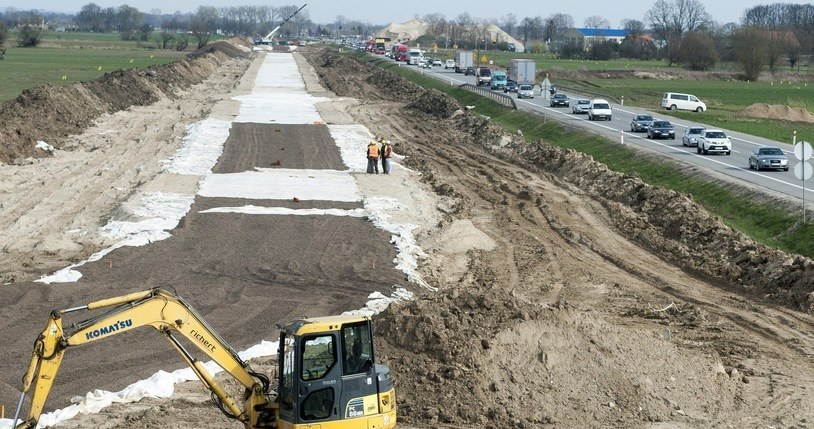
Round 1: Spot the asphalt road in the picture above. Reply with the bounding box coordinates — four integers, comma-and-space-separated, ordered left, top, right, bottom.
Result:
399, 59, 814, 210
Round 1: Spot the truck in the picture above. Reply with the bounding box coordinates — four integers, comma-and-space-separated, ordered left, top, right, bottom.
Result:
391, 43, 408, 62
10, 288, 397, 429
508, 59, 536, 87
454, 50, 473, 73
475, 67, 492, 86
407, 48, 423, 65
490, 70, 508, 90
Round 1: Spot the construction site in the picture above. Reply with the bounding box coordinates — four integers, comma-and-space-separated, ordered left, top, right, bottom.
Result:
1, 38, 814, 429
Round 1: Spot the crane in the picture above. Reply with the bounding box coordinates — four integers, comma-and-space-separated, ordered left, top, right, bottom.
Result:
260, 4, 307, 45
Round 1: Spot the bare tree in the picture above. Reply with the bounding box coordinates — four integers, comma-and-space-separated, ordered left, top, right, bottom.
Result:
501, 13, 517, 38
646, 0, 711, 66
543, 13, 574, 44
732, 26, 768, 81
679, 31, 717, 70
584, 16, 610, 29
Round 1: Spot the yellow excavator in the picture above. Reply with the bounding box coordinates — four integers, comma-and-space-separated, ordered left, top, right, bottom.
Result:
11, 288, 397, 429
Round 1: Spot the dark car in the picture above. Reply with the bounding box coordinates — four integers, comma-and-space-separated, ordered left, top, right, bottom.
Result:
464, 66, 475, 76
749, 146, 789, 171
504, 79, 518, 93
647, 120, 676, 139
549, 93, 570, 107
629, 114, 654, 132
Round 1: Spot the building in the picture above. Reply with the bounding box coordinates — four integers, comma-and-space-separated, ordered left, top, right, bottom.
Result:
563, 28, 627, 50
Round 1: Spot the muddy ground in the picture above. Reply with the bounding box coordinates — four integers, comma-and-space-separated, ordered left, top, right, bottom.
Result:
3, 42, 814, 429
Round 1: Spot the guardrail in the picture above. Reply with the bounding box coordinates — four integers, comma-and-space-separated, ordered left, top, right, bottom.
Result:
553, 84, 621, 104
458, 83, 517, 109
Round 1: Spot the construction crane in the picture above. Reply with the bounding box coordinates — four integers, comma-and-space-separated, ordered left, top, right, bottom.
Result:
260, 4, 307, 45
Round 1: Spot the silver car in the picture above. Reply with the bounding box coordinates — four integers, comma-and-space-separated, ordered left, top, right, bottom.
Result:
749, 146, 789, 171
630, 114, 654, 132
682, 126, 705, 147
517, 84, 534, 99
572, 99, 590, 114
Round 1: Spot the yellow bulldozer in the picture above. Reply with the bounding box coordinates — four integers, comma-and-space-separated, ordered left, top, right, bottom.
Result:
11, 288, 396, 429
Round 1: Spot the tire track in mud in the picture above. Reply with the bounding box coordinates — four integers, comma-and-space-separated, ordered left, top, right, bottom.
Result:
350, 98, 814, 369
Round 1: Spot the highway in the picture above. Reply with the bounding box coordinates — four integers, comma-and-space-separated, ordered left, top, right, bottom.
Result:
398, 60, 814, 209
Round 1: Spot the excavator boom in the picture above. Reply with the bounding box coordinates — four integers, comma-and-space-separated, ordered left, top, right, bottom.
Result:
261, 4, 307, 44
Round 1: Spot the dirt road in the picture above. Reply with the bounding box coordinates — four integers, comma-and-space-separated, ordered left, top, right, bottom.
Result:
2, 43, 814, 429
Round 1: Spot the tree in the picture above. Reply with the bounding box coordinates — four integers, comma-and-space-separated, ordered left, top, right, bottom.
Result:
156, 31, 174, 49
588, 40, 617, 60
732, 26, 768, 81
501, 13, 517, 37
77, 3, 104, 32
543, 13, 574, 44
679, 31, 717, 70
584, 16, 610, 29
646, 0, 711, 66
0, 21, 6, 59
17, 24, 42, 47
138, 23, 153, 42
175, 33, 189, 51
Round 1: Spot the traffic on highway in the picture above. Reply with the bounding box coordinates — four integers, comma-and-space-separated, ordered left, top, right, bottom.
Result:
393, 55, 814, 208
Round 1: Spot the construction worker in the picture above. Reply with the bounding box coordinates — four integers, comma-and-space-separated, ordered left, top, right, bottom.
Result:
366, 138, 380, 174
380, 139, 393, 174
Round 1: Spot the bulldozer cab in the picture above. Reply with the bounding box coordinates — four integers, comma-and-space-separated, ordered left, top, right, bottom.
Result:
277, 316, 386, 427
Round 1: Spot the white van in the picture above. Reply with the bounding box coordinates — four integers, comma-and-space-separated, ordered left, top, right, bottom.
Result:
588, 99, 612, 121
661, 92, 706, 112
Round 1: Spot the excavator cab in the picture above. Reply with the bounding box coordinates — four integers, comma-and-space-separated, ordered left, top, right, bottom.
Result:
276, 315, 396, 429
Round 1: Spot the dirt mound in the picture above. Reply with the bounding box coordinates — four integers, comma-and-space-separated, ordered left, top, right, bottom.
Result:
188, 40, 251, 59
0, 47, 246, 164
406, 88, 461, 119
741, 103, 814, 123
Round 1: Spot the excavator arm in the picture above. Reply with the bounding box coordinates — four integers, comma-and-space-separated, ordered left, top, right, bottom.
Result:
13, 288, 278, 429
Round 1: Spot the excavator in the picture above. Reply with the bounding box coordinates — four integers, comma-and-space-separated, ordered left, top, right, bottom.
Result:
11, 288, 396, 429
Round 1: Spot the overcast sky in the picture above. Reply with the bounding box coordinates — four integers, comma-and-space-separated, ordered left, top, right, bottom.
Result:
4, 0, 766, 26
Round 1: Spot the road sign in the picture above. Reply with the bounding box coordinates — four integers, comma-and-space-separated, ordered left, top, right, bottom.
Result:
794, 162, 813, 180
481, 55, 488, 63
794, 141, 812, 161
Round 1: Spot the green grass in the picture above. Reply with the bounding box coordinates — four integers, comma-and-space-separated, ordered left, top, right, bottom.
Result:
352, 50, 814, 258
0, 32, 193, 102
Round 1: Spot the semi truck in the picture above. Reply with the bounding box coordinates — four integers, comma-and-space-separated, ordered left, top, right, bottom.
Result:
454, 50, 473, 73
508, 59, 536, 86
391, 44, 408, 61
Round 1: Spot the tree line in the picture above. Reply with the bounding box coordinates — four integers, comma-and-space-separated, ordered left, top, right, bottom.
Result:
2, 1, 813, 80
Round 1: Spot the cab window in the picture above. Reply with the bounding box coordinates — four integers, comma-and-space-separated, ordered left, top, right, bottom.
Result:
342, 321, 373, 375
301, 334, 336, 381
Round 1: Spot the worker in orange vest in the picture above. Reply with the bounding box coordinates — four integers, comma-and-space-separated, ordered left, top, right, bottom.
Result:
366, 138, 380, 174
380, 139, 393, 174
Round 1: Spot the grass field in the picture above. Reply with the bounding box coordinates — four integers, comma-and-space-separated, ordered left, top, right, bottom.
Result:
354, 51, 814, 258
0, 31, 220, 103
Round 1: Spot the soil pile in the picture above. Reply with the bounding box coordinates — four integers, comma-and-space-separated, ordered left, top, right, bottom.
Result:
741, 103, 814, 123
0, 46, 245, 164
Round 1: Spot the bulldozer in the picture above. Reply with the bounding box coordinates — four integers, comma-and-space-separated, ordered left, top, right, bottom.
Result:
11, 288, 397, 428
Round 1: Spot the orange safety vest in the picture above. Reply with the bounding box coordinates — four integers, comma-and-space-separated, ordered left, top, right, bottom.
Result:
367, 143, 379, 158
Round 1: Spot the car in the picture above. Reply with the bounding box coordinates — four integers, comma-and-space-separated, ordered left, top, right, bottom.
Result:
417, 58, 428, 68
696, 129, 731, 155
661, 92, 706, 112
504, 79, 518, 93
749, 146, 789, 171
464, 66, 475, 76
682, 126, 705, 147
549, 93, 570, 107
572, 99, 590, 114
629, 114, 654, 132
517, 83, 534, 99
445, 59, 456, 69
587, 99, 612, 121
647, 120, 676, 139
432, 59, 443, 67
